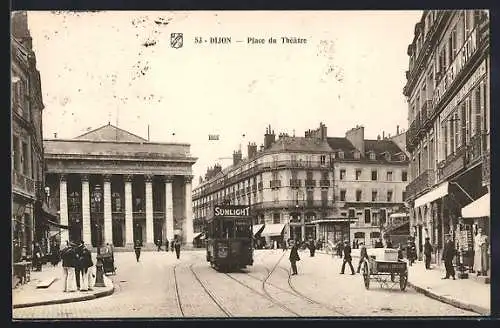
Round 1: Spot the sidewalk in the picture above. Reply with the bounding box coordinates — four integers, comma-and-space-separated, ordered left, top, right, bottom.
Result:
12, 263, 114, 309
319, 248, 490, 315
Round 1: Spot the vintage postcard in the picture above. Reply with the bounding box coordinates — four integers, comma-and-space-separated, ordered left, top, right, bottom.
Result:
11, 10, 490, 318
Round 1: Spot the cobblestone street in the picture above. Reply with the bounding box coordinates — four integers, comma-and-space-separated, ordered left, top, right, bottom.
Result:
13, 250, 477, 318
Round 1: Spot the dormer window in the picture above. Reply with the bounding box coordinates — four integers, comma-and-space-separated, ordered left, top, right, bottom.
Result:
353, 151, 360, 160
385, 152, 391, 161
338, 151, 344, 159
399, 154, 406, 161
369, 152, 376, 160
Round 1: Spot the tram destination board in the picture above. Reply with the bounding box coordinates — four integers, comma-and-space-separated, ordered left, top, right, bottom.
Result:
213, 205, 250, 217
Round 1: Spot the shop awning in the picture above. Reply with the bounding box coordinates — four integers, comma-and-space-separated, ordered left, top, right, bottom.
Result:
461, 193, 490, 218
414, 182, 449, 208
389, 213, 408, 219
252, 224, 265, 236
260, 224, 285, 237
193, 232, 203, 240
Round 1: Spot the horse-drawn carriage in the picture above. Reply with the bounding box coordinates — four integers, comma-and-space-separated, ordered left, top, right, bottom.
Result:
96, 247, 116, 275
360, 248, 408, 291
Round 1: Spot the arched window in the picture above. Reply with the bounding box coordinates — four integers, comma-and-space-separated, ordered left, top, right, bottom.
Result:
91, 186, 103, 213
112, 192, 122, 212
68, 191, 81, 213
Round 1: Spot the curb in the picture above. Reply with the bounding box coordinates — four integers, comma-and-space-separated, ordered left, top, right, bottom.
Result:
13, 278, 115, 309
407, 281, 490, 316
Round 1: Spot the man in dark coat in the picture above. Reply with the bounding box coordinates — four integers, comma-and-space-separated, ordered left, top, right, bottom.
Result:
164, 238, 169, 252
386, 239, 393, 249
442, 235, 456, 280
156, 239, 162, 252
356, 242, 369, 273
174, 239, 182, 259
289, 240, 300, 275
407, 238, 417, 266
375, 239, 384, 248
134, 240, 142, 262
74, 243, 83, 290
308, 239, 316, 257
341, 240, 355, 275
424, 237, 433, 269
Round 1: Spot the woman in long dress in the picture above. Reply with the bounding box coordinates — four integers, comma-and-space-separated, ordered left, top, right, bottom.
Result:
474, 228, 488, 275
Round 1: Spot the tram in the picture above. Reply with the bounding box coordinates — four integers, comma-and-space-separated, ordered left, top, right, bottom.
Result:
206, 204, 253, 272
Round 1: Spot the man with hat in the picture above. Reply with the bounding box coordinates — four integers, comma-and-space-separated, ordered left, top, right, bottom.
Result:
424, 237, 433, 269
406, 236, 417, 266
442, 234, 456, 280
340, 240, 355, 275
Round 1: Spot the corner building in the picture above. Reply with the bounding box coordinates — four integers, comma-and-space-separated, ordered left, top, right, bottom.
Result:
193, 123, 409, 247
44, 123, 197, 248
404, 10, 490, 268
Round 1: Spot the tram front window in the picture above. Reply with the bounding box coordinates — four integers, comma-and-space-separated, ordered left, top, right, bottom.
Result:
235, 224, 251, 238
221, 220, 235, 239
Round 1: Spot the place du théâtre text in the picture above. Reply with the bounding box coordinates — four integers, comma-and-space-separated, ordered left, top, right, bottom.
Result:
193, 36, 308, 45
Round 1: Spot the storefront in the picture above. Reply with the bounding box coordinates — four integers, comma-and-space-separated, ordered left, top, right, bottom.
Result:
312, 218, 351, 247
460, 192, 490, 279
260, 223, 285, 248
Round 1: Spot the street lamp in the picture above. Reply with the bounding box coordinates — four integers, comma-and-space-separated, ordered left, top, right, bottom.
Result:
296, 190, 305, 242
93, 184, 105, 287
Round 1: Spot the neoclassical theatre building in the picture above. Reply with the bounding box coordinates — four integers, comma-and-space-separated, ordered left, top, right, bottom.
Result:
44, 123, 197, 248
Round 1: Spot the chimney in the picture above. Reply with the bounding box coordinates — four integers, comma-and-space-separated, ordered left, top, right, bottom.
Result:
345, 125, 365, 155
260, 144, 265, 152
11, 11, 33, 49
233, 150, 242, 166
382, 131, 385, 139
397, 125, 400, 135
377, 134, 381, 141
247, 142, 258, 159
264, 125, 275, 149
53, 133, 57, 139
320, 122, 328, 140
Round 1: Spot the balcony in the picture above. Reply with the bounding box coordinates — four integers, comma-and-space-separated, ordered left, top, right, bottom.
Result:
305, 179, 316, 188
12, 171, 35, 197
319, 179, 330, 188
465, 134, 482, 167
251, 200, 334, 211
482, 152, 490, 186
437, 147, 466, 182
270, 180, 281, 189
406, 169, 435, 200
290, 179, 301, 188
421, 99, 433, 126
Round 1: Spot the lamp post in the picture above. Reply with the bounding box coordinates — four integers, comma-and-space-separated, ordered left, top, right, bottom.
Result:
93, 184, 105, 287
296, 190, 305, 242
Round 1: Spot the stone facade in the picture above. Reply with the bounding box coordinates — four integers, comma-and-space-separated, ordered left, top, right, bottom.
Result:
44, 123, 197, 248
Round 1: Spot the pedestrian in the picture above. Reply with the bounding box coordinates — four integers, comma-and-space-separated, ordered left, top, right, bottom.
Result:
156, 239, 162, 252
340, 240, 355, 275
282, 239, 288, 251
352, 239, 356, 249
424, 237, 433, 269
386, 238, 393, 249
356, 242, 369, 273
355, 239, 359, 249
134, 240, 142, 262
397, 244, 404, 261
375, 239, 384, 248
174, 238, 181, 259
289, 240, 300, 275
442, 235, 456, 280
79, 244, 93, 291
74, 242, 82, 290
407, 238, 417, 266
170, 240, 175, 252
33, 242, 43, 271
308, 239, 316, 257
60, 241, 77, 292
336, 241, 344, 258
164, 238, 169, 252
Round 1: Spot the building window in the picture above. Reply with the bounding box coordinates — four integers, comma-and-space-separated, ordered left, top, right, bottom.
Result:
402, 191, 407, 202
348, 208, 355, 218
69, 191, 81, 213
400, 153, 406, 161
340, 169, 346, 180
372, 190, 378, 202
321, 190, 328, 207
355, 169, 362, 180
387, 190, 393, 202
356, 190, 362, 202
112, 192, 122, 212
306, 171, 313, 180
273, 213, 280, 224
380, 209, 387, 225
386, 171, 393, 181
320, 155, 326, 165
354, 151, 360, 160
22, 142, 29, 175
338, 151, 344, 159
273, 189, 279, 202
340, 190, 346, 201
13, 135, 20, 172
306, 189, 314, 206
402, 171, 408, 181
369, 152, 376, 160
371, 170, 378, 181
364, 209, 371, 224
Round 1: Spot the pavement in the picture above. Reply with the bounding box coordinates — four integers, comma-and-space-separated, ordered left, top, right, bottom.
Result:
12, 263, 114, 309
319, 247, 490, 315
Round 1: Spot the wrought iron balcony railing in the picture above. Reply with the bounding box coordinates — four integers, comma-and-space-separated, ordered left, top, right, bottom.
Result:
406, 169, 435, 199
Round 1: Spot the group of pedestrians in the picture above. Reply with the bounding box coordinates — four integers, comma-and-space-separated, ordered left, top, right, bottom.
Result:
134, 238, 182, 262
60, 241, 94, 292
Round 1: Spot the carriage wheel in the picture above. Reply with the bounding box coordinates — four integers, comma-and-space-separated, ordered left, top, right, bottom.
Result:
400, 271, 408, 291
362, 261, 370, 289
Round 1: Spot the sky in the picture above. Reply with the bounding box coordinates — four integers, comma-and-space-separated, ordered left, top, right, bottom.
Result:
26, 10, 423, 187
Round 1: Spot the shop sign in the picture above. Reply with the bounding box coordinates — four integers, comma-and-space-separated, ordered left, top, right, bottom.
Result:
433, 29, 479, 107
440, 59, 487, 120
